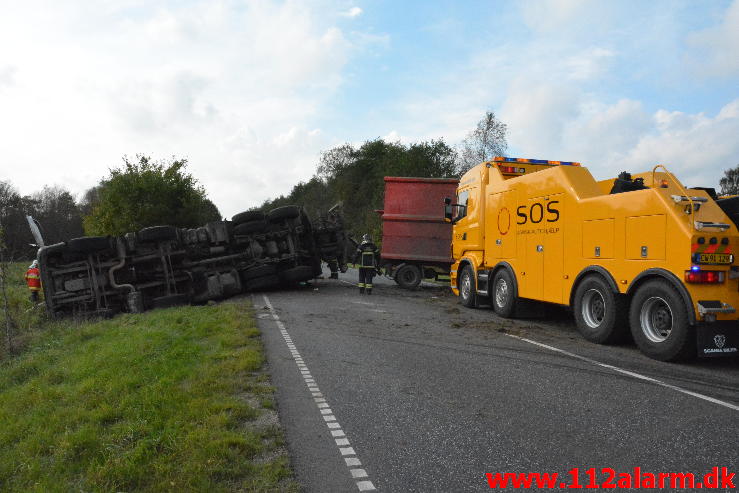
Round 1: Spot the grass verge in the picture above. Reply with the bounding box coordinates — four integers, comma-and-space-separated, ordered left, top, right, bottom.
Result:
1, 261, 47, 358
0, 302, 296, 492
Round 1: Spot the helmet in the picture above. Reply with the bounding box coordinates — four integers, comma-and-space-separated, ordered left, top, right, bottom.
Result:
29, 260, 38, 269
361, 233, 371, 243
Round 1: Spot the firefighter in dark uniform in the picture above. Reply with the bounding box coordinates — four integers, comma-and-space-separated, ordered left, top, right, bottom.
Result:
354, 234, 380, 294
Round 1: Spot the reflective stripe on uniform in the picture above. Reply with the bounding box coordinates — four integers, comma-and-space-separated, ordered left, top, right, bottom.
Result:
365, 284, 372, 288
26, 268, 41, 289
358, 283, 365, 288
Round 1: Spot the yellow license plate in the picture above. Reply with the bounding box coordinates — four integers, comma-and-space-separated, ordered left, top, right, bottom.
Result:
698, 253, 733, 264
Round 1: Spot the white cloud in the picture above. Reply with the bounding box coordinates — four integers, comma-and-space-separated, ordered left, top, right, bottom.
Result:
340, 7, 363, 18
685, 0, 739, 77
0, 1, 366, 217
0, 65, 15, 89
500, 79, 738, 188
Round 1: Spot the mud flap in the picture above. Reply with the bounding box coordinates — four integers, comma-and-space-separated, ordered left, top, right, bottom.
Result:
696, 323, 739, 357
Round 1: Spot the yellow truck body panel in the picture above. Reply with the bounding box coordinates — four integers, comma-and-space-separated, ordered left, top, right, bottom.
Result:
448, 158, 738, 360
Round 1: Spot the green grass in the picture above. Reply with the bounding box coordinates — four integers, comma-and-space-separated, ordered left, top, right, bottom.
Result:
0, 302, 296, 492
0, 262, 47, 357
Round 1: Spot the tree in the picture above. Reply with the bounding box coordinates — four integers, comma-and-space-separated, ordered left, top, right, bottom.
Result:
0, 181, 35, 259
31, 186, 84, 244
457, 111, 508, 174
719, 165, 739, 196
83, 155, 221, 236
78, 185, 101, 218
265, 138, 459, 241
0, 227, 16, 355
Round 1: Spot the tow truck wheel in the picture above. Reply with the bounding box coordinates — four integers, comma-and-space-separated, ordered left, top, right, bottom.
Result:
459, 265, 477, 308
573, 275, 628, 344
492, 269, 516, 318
629, 280, 694, 361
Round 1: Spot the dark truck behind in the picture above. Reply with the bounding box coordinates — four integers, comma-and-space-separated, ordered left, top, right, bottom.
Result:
376, 177, 458, 289
37, 205, 349, 318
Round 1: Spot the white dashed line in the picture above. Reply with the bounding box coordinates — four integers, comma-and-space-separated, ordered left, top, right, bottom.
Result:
262, 294, 377, 491
504, 333, 739, 412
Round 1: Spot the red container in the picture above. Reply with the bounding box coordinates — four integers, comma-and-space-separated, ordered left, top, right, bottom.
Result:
377, 177, 458, 287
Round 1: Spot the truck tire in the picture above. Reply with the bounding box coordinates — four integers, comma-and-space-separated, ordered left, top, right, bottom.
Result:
139, 225, 178, 243
395, 264, 422, 289
241, 264, 277, 281
629, 279, 694, 361
234, 220, 268, 235
267, 205, 300, 222
280, 265, 315, 284
459, 265, 477, 308
573, 275, 629, 344
232, 210, 265, 225
492, 269, 517, 318
152, 294, 189, 309
246, 275, 280, 291
67, 236, 112, 253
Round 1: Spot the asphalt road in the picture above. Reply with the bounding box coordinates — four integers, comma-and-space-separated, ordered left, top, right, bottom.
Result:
252, 267, 739, 492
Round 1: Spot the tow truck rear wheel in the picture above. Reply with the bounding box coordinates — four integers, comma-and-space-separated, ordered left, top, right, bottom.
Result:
459, 265, 477, 308
492, 269, 517, 318
629, 279, 694, 361
573, 275, 628, 344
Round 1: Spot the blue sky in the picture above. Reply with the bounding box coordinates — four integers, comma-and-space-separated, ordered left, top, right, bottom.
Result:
1, 0, 737, 217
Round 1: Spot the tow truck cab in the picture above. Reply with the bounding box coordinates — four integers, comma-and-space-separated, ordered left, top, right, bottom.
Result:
446, 157, 738, 361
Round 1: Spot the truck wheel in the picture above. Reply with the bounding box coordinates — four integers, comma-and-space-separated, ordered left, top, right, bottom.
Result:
241, 264, 277, 281
246, 275, 280, 291
573, 275, 628, 344
267, 205, 300, 222
629, 280, 694, 361
492, 269, 517, 318
459, 265, 477, 308
395, 264, 422, 289
280, 265, 315, 284
152, 294, 189, 309
232, 210, 265, 225
67, 236, 112, 253
234, 220, 268, 235
138, 225, 178, 243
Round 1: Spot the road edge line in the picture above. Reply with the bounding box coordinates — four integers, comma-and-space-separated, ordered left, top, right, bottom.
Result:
504, 333, 739, 412
262, 294, 377, 491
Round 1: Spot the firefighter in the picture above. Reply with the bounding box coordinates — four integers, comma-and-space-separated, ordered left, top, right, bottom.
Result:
354, 234, 380, 294
24, 260, 41, 303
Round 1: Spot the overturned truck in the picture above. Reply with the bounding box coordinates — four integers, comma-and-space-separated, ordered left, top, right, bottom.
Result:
37, 205, 349, 318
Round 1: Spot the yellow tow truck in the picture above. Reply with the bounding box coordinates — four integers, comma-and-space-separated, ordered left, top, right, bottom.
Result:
444, 157, 738, 361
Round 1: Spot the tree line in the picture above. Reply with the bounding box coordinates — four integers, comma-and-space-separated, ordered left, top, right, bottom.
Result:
0, 111, 509, 259
1, 155, 220, 260
2, 107, 736, 261
259, 111, 509, 241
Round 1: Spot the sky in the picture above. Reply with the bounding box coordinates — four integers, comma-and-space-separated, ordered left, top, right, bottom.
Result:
1, 0, 737, 218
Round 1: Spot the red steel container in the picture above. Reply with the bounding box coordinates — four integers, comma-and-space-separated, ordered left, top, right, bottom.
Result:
377, 177, 458, 286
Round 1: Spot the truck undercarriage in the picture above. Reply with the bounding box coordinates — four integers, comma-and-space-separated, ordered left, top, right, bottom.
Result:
37, 205, 350, 318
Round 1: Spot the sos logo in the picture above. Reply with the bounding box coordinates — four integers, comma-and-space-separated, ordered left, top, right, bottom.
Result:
516, 201, 560, 225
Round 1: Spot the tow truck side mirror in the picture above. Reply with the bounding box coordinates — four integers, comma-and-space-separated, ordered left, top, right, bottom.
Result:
444, 197, 454, 222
